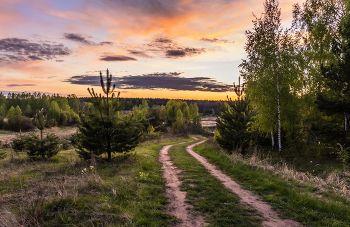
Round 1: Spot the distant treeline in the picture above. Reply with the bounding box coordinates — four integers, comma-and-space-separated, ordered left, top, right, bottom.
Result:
79, 97, 222, 115
0, 92, 86, 130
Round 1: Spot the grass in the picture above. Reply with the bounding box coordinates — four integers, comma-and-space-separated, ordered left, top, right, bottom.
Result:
193, 138, 350, 227
168, 140, 262, 226
0, 135, 192, 226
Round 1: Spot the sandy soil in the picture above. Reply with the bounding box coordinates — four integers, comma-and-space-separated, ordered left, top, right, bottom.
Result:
0, 126, 78, 143
159, 144, 207, 227
201, 116, 217, 127
186, 137, 301, 227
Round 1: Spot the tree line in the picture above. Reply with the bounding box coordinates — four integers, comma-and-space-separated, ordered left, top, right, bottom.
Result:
216, 0, 350, 163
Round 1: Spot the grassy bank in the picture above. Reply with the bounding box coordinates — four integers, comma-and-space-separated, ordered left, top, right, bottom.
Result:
168, 140, 262, 226
193, 139, 350, 227
0, 136, 191, 226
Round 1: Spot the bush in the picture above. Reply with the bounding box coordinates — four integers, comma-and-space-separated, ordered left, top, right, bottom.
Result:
59, 112, 68, 125
12, 134, 29, 152
70, 110, 80, 124
5, 116, 35, 132
25, 133, 60, 158
13, 132, 60, 159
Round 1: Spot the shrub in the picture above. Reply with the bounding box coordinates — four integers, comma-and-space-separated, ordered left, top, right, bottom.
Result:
5, 116, 35, 132
12, 134, 29, 152
25, 133, 60, 159
69, 110, 80, 124
59, 111, 68, 125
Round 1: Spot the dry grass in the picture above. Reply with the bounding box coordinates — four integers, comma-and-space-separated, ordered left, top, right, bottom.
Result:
0, 148, 107, 226
0, 134, 191, 226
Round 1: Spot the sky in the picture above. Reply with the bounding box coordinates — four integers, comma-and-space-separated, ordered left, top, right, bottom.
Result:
0, 0, 303, 100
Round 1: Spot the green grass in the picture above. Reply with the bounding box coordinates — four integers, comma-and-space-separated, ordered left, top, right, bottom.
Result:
168, 141, 262, 226
193, 141, 350, 227
0, 136, 192, 226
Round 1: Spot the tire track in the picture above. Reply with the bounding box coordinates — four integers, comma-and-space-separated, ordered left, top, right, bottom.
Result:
186, 137, 301, 227
159, 143, 207, 227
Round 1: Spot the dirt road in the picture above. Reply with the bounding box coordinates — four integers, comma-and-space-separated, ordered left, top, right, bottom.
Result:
159, 138, 301, 227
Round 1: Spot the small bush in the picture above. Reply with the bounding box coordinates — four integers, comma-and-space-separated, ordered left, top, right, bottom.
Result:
12, 134, 29, 152
5, 116, 35, 132
26, 133, 60, 158
14, 132, 60, 159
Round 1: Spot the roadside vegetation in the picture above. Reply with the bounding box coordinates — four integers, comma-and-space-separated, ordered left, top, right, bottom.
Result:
0, 136, 192, 226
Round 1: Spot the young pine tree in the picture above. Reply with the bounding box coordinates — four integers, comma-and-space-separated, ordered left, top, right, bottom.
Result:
76, 69, 143, 161
215, 77, 255, 153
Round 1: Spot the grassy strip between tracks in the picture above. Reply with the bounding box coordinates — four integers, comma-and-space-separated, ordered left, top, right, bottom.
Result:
168, 140, 263, 227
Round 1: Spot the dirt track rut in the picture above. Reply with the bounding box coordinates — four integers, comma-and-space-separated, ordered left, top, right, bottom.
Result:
186, 137, 301, 227
160, 138, 301, 227
159, 144, 207, 227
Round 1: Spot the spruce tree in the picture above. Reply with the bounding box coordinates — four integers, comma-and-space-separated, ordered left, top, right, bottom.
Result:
215, 77, 255, 153
76, 69, 143, 162
316, 11, 350, 143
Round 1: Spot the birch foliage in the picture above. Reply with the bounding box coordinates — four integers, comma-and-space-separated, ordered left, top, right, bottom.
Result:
239, 0, 304, 152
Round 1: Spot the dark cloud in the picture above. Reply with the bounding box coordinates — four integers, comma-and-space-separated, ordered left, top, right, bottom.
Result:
64, 72, 231, 92
0, 38, 71, 62
64, 33, 114, 47
99, 55, 138, 61
7, 84, 36, 87
166, 48, 206, 58
126, 36, 212, 59
200, 38, 234, 44
28, 55, 43, 61
4, 55, 27, 62
56, 60, 64, 62
128, 50, 151, 58
99, 41, 114, 46
166, 50, 186, 57
154, 37, 173, 43
64, 33, 93, 45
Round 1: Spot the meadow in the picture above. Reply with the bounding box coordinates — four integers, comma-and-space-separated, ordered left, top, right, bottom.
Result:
1, 125, 349, 226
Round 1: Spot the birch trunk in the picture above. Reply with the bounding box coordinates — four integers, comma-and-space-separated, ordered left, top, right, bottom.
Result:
277, 78, 282, 153
271, 130, 275, 150
345, 113, 347, 132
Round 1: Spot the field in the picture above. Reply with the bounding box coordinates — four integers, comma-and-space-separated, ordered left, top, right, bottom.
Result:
0, 126, 350, 226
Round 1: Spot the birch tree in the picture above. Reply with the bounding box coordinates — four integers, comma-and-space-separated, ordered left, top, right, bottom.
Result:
239, 0, 303, 153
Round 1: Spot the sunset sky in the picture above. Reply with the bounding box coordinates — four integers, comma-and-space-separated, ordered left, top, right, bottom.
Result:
0, 0, 302, 100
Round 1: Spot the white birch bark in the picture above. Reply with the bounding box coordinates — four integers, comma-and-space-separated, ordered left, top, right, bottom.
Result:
345, 113, 348, 132
277, 78, 282, 153
342, 91, 347, 132
271, 130, 275, 150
